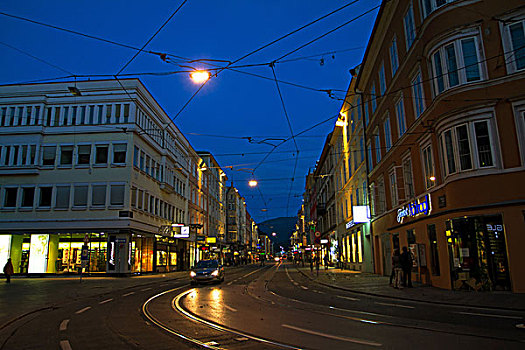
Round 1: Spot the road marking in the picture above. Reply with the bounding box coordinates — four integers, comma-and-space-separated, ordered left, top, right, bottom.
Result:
227, 281, 233, 286
457, 311, 522, 320
75, 306, 91, 314
282, 324, 381, 347
59, 319, 69, 331
99, 298, 113, 304
329, 306, 392, 318
293, 282, 299, 286
301, 286, 308, 290
141, 287, 152, 291
337, 295, 360, 301
123, 292, 135, 297
242, 269, 260, 278
376, 302, 415, 309
516, 323, 525, 329
223, 304, 238, 312
59, 340, 72, 350
160, 283, 169, 287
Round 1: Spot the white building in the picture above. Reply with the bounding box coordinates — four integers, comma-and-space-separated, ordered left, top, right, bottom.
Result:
0, 79, 193, 275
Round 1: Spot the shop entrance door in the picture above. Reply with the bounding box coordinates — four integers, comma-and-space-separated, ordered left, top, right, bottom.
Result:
381, 233, 391, 276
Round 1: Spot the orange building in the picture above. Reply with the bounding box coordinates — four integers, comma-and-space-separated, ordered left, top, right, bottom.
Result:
357, 0, 525, 292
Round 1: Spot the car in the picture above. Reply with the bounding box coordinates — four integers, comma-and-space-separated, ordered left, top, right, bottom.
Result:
190, 259, 225, 285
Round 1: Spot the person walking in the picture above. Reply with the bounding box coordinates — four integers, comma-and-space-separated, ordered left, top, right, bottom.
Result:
323, 254, 329, 270
315, 255, 320, 276
3, 258, 14, 283
309, 256, 314, 274
391, 249, 403, 289
400, 246, 413, 288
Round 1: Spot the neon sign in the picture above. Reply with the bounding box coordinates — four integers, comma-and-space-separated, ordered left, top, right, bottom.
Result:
397, 194, 431, 223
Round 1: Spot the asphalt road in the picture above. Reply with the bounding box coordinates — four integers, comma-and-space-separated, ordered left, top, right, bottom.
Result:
1, 262, 524, 349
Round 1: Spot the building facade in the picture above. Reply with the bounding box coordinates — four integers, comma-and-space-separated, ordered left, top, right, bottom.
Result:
0, 79, 254, 275
357, 0, 525, 292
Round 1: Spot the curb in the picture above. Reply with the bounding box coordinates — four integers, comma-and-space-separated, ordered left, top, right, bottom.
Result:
294, 267, 525, 312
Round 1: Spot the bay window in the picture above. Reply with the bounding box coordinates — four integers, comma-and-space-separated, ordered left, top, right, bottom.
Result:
430, 34, 484, 95
439, 118, 496, 177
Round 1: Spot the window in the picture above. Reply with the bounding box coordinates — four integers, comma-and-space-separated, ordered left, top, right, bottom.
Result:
430, 35, 483, 94
422, 0, 458, 18
95, 145, 108, 165
367, 142, 373, 168
113, 144, 127, 164
42, 146, 56, 166
439, 119, 495, 177
114, 104, 121, 123
55, 186, 70, 209
131, 187, 137, 208
412, 72, 425, 118
384, 117, 392, 152
422, 144, 435, 189
356, 96, 362, 120
77, 145, 91, 165
390, 37, 399, 76
133, 146, 139, 168
374, 131, 381, 164
59, 145, 73, 166
21, 187, 35, 208
39, 186, 53, 207
138, 189, 144, 209
379, 63, 386, 95
123, 104, 130, 123
145, 155, 151, 174
91, 184, 107, 207
73, 185, 88, 207
389, 170, 398, 207
110, 184, 125, 206
371, 84, 377, 113
106, 105, 112, 123
396, 97, 407, 137
4, 187, 17, 207
402, 156, 415, 199
364, 100, 370, 125
404, 3, 416, 50
502, 17, 525, 73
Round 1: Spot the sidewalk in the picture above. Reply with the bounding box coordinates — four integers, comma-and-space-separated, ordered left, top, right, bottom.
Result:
295, 265, 525, 311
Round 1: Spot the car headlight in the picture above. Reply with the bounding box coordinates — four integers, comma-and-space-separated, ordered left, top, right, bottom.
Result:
211, 269, 219, 277
190, 271, 196, 277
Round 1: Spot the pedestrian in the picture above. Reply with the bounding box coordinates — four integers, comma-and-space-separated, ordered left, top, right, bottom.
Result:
315, 256, 320, 276
309, 256, 314, 273
3, 258, 14, 283
400, 246, 413, 288
323, 254, 329, 270
391, 249, 403, 289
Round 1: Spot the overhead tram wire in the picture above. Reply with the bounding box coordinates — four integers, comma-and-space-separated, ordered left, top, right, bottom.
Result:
0, 41, 74, 76
171, 0, 362, 120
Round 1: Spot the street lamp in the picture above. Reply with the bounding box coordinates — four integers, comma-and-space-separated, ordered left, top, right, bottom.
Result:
248, 180, 258, 187
190, 70, 210, 84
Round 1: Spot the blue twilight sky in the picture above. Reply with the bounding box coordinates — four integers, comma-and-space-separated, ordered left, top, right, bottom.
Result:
0, 0, 380, 223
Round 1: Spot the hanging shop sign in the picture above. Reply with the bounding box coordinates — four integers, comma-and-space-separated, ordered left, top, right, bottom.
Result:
206, 237, 217, 244
397, 194, 431, 223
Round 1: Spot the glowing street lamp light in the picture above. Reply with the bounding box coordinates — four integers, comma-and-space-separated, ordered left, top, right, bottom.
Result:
190, 70, 210, 84
272, 232, 277, 237
248, 180, 258, 187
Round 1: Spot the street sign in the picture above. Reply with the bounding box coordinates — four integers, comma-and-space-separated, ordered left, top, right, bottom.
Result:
315, 231, 321, 238
197, 235, 205, 242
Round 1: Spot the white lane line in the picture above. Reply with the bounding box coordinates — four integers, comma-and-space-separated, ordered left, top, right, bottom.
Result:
301, 286, 309, 290
160, 283, 169, 287
242, 269, 261, 279
456, 311, 523, 320
123, 292, 135, 297
59, 319, 70, 331
293, 282, 299, 286
337, 295, 360, 301
376, 302, 415, 309
282, 324, 381, 347
227, 281, 233, 286
75, 306, 91, 314
59, 340, 72, 350
99, 298, 113, 305
141, 287, 152, 291
223, 304, 238, 312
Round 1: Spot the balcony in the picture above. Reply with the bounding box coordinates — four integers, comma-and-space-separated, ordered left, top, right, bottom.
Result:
0, 164, 39, 175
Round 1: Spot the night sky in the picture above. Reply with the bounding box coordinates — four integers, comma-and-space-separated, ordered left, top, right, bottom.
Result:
0, 0, 380, 223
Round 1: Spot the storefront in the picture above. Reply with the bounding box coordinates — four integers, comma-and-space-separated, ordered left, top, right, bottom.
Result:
446, 214, 510, 291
